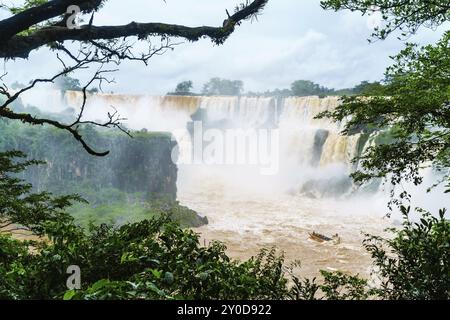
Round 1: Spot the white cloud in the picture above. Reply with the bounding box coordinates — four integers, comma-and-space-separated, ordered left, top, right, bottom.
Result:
1, 0, 447, 94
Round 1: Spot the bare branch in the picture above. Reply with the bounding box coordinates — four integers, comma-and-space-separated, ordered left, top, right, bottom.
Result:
0, 0, 269, 59
0, 0, 270, 157
0, 53, 128, 156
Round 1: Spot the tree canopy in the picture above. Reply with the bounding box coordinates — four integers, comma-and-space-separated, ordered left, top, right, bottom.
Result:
290, 80, 334, 97
321, 0, 450, 40
202, 77, 244, 96
318, 0, 450, 198
1, 150, 449, 299
54, 75, 82, 91
171, 80, 194, 96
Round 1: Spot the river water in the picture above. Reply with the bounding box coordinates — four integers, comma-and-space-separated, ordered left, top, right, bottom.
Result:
178, 166, 389, 279
62, 92, 396, 278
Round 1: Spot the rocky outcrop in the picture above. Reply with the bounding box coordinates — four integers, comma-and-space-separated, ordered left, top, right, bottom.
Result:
6, 127, 178, 200
300, 176, 353, 199
311, 129, 329, 167
0, 119, 209, 227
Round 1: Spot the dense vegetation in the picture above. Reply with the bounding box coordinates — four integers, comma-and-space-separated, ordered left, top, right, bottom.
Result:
168, 80, 195, 96
318, 1, 450, 198
0, 101, 206, 229
1, 151, 449, 299
0, 0, 270, 156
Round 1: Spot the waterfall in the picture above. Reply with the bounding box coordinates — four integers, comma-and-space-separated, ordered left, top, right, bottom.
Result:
16, 90, 446, 279
19, 89, 66, 114
23, 90, 370, 198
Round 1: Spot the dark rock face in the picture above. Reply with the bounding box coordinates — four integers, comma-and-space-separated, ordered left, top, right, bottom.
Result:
2, 124, 178, 200
1, 119, 209, 227
300, 176, 353, 198
311, 129, 329, 167
109, 133, 178, 199
55, 131, 177, 200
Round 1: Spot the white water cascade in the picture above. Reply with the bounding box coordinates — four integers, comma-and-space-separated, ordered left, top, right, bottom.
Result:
62, 92, 371, 195
22, 90, 400, 278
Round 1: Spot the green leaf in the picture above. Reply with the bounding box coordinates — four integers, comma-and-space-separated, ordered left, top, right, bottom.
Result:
90, 279, 110, 291
63, 290, 77, 300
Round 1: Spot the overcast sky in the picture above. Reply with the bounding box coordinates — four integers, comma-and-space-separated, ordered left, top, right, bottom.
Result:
1, 0, 447, 94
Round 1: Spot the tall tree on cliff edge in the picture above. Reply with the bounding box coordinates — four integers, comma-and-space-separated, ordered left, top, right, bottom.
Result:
318, 0, 450, 202
0, 0, 269, 156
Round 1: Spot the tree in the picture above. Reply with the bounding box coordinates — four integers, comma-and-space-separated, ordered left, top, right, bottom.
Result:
351, 81, 384, 95
10, 81, 25, 90
290, 80, 334, 97
202, 77, 244, 96
1, 151, 449, 300
318, 1, 450, 198
0, 0, 269, 156
0, 150, 289, 300
54, 75, 82, 92
0, 150, 81, 237
321, 0, 450, 40
363, 206, 450, 300
172, 80, 193, 95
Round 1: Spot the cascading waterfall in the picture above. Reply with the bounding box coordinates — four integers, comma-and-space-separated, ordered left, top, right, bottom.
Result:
19, 89, 400, 278
62, 91, 369, 197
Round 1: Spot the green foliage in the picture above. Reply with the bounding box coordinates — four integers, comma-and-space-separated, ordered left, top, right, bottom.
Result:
172, 81, 194, 95
0, 111, 205, 228
10, 81, 25, 90
350, 81, 384, 95
0, 116, 177, 202
288, 275, 320, 300
317, 32, 450, 192
202, 78, 244, 96
4, 0, 52, 36
54, 76, 82, 92
1, 0, 448, 301
234, 0, 269, 23
288, 268, 374, 300
290, 80, 334, 97
288, 207, 450, 300
244, 80, 383, 97
0, 149, 448, 300
317, 271, 373, 300
0, 150, 82, 236
364, 206, 450, 300
69, 196, 207, 229
0, 150, 287, 300
320, 0, 450, 40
